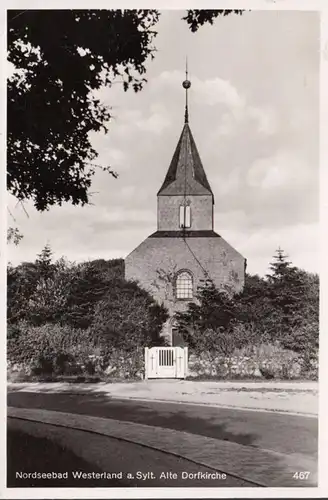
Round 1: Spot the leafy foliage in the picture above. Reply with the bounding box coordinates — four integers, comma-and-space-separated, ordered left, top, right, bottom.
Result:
8, 9, 159, 210
7, 227, 24, 245
7, 246, 168, 377
7, 245, 318, 380
183, 10, 244, 32
176, 279, 237, 347
7, 251, 76, 326
234, 274, 272, 342
8, 9, 242, 212
175, 249, 319, 369
265, 249, 319, 352
93, 279, 168, 352
62, 259, 124, 329
7, 321, 97, 367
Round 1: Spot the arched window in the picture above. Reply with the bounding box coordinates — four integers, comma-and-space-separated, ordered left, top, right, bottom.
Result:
176, 270, 193, 299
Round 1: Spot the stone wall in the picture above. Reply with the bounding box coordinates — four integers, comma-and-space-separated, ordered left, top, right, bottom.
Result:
188, 346, 318, 380
8, 346, 318, 381
7, 350, 145, 382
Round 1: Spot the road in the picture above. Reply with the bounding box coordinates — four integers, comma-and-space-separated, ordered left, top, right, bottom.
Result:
8, 421, 252, 487
7, 391, 318, 488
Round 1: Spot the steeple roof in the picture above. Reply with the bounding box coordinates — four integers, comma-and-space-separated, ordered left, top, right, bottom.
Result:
157, 122, 213, 197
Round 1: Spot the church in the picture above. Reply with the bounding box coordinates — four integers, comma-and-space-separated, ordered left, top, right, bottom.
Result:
125, 71, 246, 346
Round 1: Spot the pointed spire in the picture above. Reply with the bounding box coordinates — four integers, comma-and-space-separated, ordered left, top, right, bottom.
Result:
157, 63, 214, 200
182, 57, 191, 124
157, 123, 213, 197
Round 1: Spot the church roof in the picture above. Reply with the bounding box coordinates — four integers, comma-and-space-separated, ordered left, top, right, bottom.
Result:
149, 230, 220, 238
157, 122, 214, 197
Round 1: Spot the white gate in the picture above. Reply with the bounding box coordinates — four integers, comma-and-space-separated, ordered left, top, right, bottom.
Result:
144, 347, 188, 379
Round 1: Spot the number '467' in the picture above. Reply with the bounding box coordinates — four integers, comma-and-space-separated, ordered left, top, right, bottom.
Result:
293, 472, 310, 480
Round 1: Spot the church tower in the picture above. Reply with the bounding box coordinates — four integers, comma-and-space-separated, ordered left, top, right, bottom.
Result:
125, 68, 246, 345
157, 66, 214, 233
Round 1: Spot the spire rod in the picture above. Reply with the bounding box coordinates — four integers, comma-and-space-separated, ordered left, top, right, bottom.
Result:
182, 57, 191, 124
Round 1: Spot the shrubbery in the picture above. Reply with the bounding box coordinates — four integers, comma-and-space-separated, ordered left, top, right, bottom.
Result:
8, 322, 98, 375
7, 246, 168, 379
7, 321, 150, 380
176, 249, 319, 380
7, 245, 319, 381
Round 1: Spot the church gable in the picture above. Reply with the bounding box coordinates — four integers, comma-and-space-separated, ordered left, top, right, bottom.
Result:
125, 234, 245, 314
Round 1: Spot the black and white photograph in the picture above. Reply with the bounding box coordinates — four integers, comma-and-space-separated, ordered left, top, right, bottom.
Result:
3, 2, 327, 498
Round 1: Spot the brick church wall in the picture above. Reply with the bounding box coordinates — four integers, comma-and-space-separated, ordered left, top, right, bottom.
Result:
125, 234, 245, 341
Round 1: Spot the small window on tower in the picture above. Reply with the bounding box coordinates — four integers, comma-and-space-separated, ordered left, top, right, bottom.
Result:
185, 205, 191, 227
179, 205, 184, 228
179, 205, 191, 228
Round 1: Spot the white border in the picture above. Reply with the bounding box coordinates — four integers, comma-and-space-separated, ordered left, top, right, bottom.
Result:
2, 0, 328, 498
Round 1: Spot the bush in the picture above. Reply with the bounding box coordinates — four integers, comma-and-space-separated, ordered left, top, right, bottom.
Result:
53, 353, 74, 375
280, 321, 319, 355
31, 356, 54, 376
98, 348, 144, 379
7, 322, 147, 380
92, 279, 168, 352
7, 322, 98, 375
175, 257, 319, 373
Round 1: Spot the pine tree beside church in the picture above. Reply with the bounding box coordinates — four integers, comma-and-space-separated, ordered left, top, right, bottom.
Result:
266, 248, 309, 348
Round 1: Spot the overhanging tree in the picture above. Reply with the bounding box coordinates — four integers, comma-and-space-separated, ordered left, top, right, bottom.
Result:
8, 9, 160, 211
182, 9, 243, 32
8, 9, 244, 212
7, 226, 23, 245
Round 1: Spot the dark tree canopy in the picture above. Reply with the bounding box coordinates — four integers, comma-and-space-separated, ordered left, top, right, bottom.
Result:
7, 9, 159, 211
183, 10, 244, 32
7, 250, 167, 350
8, 9, 243, 213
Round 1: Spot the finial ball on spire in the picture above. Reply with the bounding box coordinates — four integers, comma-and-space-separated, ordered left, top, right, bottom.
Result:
183, 79, 191, 89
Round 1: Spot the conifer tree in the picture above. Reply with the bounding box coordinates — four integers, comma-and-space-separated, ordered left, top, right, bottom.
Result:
35, 243, 54, 280
266, 248, 308, 346
63, 259, 124, 329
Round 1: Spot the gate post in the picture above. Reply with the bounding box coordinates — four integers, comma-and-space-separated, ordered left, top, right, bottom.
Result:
144, 347, 149, 380
184, 347, 188, 378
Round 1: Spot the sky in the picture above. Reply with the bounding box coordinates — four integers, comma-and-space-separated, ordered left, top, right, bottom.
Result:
7, 9, 320, 276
